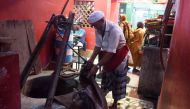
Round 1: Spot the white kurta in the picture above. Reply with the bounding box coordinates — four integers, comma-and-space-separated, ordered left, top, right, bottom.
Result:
95, 21, 126, 53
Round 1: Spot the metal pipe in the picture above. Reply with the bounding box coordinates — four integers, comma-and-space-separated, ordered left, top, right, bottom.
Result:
67, 43, 87, 62
44, 12, 75, 109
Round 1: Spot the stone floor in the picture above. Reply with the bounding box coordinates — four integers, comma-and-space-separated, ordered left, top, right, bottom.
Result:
107, 74, 154, 109
96, 70, 155, 109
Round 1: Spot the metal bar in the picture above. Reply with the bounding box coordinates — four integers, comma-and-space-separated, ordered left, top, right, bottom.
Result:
160, 0, 174, 71
67, 43, 87, 62
44, 12, 75, 109
20, 15, 56, 89
60, 0, 70, 14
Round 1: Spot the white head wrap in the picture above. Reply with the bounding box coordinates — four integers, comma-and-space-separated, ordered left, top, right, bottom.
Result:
87, 11, 105, 24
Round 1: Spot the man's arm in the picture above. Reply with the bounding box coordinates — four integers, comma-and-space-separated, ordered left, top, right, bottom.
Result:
97, 52, 114, 66
88, 51, 114, 77
88, 46, 101, 63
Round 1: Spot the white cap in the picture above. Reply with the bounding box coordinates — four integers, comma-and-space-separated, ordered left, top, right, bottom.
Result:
87, 11, 105, 24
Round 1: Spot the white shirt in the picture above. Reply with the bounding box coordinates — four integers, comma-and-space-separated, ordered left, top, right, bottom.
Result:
95, 21, 126, 53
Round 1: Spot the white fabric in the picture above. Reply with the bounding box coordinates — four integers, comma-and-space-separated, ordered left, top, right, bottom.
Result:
87, 11, 105, 24
95, 21, 126, 53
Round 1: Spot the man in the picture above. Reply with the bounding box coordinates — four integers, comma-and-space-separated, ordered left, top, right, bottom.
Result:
119, 14, 134, 71
87, 11, 129, 109
129, 22, 146, 73
72, 23, 86, 50
118, 14, 134, 43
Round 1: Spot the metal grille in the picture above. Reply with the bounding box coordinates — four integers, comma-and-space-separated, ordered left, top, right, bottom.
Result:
74, 0, 95, 27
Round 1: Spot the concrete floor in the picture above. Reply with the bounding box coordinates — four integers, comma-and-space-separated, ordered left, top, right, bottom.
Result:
21, 65, 156, 109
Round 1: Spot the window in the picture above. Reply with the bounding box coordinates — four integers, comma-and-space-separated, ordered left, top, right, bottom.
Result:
74, 0, 95, 27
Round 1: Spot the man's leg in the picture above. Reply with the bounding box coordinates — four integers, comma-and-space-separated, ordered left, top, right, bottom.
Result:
111, 57, 128, 109
101, 71, 112, 96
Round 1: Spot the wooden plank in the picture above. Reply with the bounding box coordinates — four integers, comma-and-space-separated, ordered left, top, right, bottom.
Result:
0, 20, 42, 74
10, 20, 31, 74
24, 20, 41, 74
